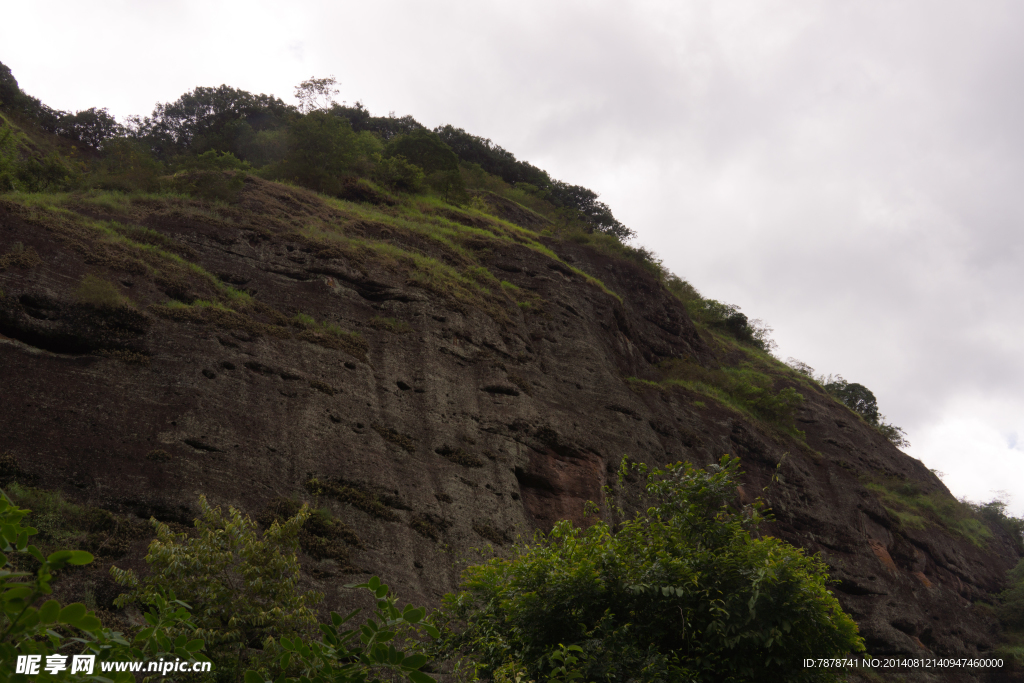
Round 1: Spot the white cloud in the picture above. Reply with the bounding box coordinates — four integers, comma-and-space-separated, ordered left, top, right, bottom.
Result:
909, 407, 1024, 517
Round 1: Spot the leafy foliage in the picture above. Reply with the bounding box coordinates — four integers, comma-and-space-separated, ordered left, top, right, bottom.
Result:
784, 361, 911, 449
0, 116, 81, 192
333, 102, 425, 141
0, 61, 24, 110
244, 576, 439, 683
384, 129, 459, 175
372, 155, 425, 193
275, 111, 361, 192
0, 488, 207, 682
132, 84, 294, 158
435, 456, 863, 683
183, 149, 252, 172
45, 108, 121, 150
683, 298, 777, 353
90, 137, 165, 192
997, 558, 1024, 630
112, 495, 322, 682
822, 378, 879, 424
295, 76, 340, 114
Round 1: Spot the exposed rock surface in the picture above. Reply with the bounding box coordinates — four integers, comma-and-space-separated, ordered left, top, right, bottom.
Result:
0, 179, 1019, 681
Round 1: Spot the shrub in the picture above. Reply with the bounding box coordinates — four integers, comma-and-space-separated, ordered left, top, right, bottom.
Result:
967, 498, 1024, 554
372, 154, 425, 192
998, 558, 1024, 630
76, 274, 128, 308
274, 111, 359, 194
0, 488, 208, 682
184, 149, 252, 171
171, 168, 247, 202
373, 156, 421, 192
112, 496, 322, 682
0, 120, 81, 192
91, 137, 165, 193
434, 456, 863, 683
243, 577, 439, 683
384, 129, 459, 175
785, 357, 816, 377
818, 375, 910, 448
425, 169, 468, 204
822, 379, 879, 424
682, 297, 778, 353
875, 420, 910, 449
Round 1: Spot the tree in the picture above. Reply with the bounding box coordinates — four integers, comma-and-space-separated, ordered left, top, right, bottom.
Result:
0, 61, 20, 109
823, 380, 879, 425
134, 85, 295, 159
92, 138, 164, 193
435, 457, 863, 683
48, 108, 121, 149
112, 496, 322, 683
332, 103, 424, 142
547, 180, 635, 240
433, 124, 548, 187
372, 155, 425, 193
384, 130, 466, 202
295, 76, 340, 115
384, 129, 459, 174
0, 61, 42, 116
279, 111, 360, 193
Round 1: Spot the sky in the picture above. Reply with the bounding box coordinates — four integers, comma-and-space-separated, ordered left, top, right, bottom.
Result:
3, 0, 1022, 513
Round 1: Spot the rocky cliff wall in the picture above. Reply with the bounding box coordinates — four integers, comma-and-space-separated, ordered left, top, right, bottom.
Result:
0, 177, 1019, 680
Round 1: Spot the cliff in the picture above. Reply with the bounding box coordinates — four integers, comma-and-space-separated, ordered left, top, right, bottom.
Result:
0, 175, 1019, 680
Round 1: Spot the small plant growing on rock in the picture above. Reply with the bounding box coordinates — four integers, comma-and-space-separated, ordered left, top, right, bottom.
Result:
76, 273, 129, 309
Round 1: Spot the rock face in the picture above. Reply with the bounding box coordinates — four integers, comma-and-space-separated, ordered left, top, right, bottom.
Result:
0, 178, 1019, 679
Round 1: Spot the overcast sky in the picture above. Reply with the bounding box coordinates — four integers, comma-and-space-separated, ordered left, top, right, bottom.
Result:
4, 0, 1022, 513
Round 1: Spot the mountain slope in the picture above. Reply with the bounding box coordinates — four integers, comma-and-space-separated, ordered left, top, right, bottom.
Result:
1, 175, 1019, 681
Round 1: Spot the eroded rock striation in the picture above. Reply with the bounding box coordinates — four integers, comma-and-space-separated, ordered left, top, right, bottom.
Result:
0, 177, 1018, 680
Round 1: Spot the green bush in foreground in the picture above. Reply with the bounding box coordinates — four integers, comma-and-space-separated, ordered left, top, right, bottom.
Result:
244, 576, 439, 683
112, 496, 323, 682
0, 489, 207, 683
113, 495, 438, 683
434, 456, 863, 683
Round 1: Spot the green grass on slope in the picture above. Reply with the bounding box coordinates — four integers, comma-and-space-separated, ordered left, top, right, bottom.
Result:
864, 479, 995, 549
1, 173, 622, 337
